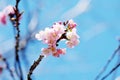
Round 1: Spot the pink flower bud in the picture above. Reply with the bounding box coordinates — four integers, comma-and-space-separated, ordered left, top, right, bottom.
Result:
0, 12, 6, 25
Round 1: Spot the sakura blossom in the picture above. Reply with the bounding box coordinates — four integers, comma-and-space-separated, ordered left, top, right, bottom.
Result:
0, 5, 14, 25
66, 28, 80, 48
67, 19, 77, 30
3, 5, 14, 15
36, 22, 65, 45
35, 19, 79, 57
52, 48, 66, 57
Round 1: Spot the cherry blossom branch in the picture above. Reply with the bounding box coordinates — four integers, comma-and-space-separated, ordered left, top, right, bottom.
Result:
101, 63, 120, 80
27, 31, 67, 80
9, 0, 23, 80
95, 45, 120, 80
56, 32, 68, 46
27, 19, 79, 79
2, 57, 15, 80
27, 55, 44, 80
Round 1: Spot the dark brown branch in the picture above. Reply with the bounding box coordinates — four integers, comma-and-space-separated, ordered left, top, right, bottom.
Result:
56, 32, 68, 46
12, 0, 23, 80
111, 51, 120, 79
27, 55, 44, 80
56, 29, 69, 46
95, 45, 120, 80
101, 63, 120, 80
2, 58, 15, 80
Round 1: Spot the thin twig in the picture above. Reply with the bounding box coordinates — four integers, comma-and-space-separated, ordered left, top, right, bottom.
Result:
112, 51, 120, 80
56, 32, 68, 46
95, 45, 120, 80
101, 63, 120, 80
13, 0, 23, 80
2, 58, 15, 80
27, 55, 44, 80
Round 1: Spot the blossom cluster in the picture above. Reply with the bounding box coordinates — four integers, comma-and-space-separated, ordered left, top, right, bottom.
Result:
35, 19, 79, 57
0, 5, 14, 25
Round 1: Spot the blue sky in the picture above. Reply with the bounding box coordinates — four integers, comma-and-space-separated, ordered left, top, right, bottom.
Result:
0, 0, 120, 80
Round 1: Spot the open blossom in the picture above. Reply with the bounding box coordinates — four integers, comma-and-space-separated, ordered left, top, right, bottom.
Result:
36, 23, 65, 45
52, 22, 65, 35
52, 48, 66, 57
36, 22, 66, 57
0, 5, 14, 25
3, 5, 14, 15
66, 28, 80, 48
36, 19, 79, 57
68, 19, 77, 30
41, 47, 66, 57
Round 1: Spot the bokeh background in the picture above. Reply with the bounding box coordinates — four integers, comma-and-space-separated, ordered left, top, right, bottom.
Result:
0, 0, 120, 80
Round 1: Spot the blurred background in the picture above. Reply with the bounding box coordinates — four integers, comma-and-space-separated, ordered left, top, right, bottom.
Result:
0, 0, 120, 80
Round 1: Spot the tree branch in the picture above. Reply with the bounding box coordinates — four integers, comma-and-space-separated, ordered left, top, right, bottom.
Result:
12, 0, 23, 80
111, 50, 120, 80
2, 58, 15, 80
27, 55, 44, 80
101, 63, 120, 80
95, 45, 120, 80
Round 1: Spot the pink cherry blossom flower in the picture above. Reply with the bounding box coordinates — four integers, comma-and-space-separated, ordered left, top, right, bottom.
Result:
0, 5, 14, 25
41, 46, 57, 57
52, 48, 66, 57
41, 47, 66, 57
36, 20, 79, 57
35, 30, 45, 41
3, 5, 14, 15
66, 28, 80, 48
36, 28, 57, 45
68, 19, 77, 30
52, 22, 65, 35
36, 23, 65, 46
41, 48, 51, 56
